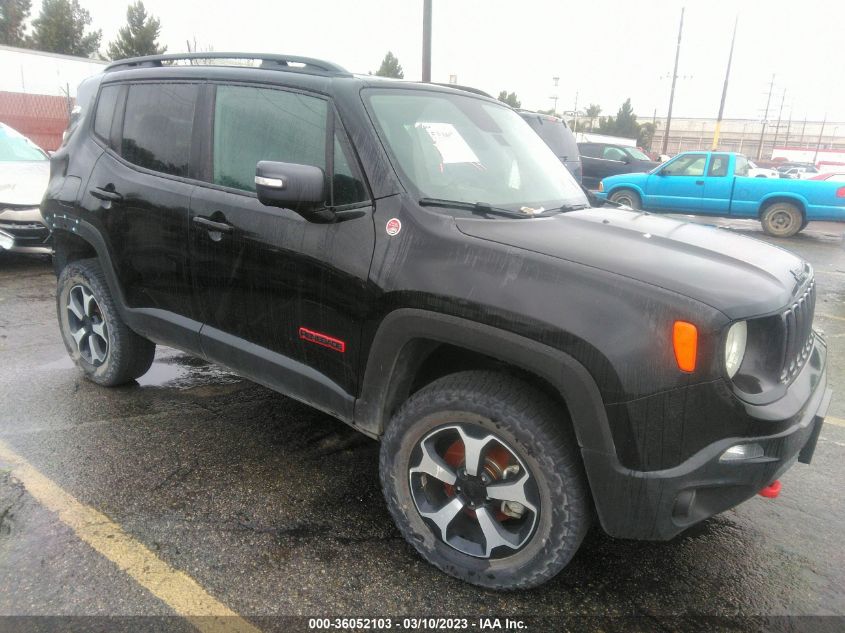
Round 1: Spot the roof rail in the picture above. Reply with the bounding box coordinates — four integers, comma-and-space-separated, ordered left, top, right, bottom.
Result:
105, 52, 348, 75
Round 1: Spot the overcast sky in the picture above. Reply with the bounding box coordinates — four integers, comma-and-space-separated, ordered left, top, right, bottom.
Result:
80, 0, 845, 123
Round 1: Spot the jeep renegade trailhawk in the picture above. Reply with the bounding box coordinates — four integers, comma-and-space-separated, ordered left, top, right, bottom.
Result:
44, 53, 830, 590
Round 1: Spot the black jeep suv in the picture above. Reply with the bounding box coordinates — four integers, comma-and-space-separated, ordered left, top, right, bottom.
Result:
44, 53, 830, 590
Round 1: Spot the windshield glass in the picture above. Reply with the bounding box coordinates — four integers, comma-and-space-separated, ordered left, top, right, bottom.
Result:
624, 147, 651, 161
366, 89, 587, 210
0, 126, 48, 162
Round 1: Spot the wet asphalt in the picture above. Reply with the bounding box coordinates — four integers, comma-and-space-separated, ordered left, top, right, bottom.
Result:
0, 218, 844, 629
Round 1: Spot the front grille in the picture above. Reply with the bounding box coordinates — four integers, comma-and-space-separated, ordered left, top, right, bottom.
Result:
780, 279, 816, 382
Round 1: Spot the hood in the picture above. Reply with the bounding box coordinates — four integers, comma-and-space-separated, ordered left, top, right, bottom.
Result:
0, 161, 50, 206
455, 207, 808, 319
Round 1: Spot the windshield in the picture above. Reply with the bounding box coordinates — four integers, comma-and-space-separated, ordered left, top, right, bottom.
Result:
624, 147, 651, 161
0, 126, 48, 162
366, 89, 587, 210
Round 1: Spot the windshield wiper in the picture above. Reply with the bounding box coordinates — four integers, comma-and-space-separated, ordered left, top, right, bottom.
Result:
418, 198, 535, 219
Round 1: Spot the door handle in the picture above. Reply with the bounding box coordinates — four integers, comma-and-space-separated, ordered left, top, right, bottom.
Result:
193, 216, 233, 233
90, 186, 123, 202
695, 180, 705, 185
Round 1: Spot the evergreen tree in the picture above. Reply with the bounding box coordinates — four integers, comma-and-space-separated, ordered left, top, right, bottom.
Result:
597, 98, 641, 140
375, 51, 404, 79
0, 0, 31, 47
107, 1, 166, 60
30, 0, 101, 57
497, 91, 521, 108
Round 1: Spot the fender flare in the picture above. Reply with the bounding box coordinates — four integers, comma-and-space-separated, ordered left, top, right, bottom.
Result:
758, 193, 809, 218
353, 308, 617, 459
605, 183, 646, 202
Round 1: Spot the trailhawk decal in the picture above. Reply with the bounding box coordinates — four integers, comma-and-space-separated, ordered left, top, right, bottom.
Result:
298, 327, 346, 353
386, 218, 402, 236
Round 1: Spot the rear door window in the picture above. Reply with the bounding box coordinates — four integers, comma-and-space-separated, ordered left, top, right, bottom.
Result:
120, 83, 199, 178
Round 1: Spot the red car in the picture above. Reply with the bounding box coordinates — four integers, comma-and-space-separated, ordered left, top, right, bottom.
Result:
809, 172, 845, 182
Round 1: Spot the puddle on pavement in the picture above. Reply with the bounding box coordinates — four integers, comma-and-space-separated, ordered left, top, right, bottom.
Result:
39, 349, 242, 390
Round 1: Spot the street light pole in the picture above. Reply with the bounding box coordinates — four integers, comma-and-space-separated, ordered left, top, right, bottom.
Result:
712, 15, 738, 150
661, 7, 685, 155
422, 0, 432, 82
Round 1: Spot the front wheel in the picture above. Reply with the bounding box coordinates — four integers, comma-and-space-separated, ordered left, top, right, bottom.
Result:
760, 202, 804, 238
608, 189, 642, 210
379, 371, 590, 590
57, 258, 156, 386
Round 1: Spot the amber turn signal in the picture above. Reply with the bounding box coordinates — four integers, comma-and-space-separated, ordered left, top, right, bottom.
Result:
673, 321, 698, 372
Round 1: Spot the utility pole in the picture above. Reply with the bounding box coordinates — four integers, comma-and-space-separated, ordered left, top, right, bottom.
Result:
712, 15, 738, 150
772, 89, 786, 150
572, 91, 579, 133
661, 7, 685, 155
756, 74, 775, 160
813, 112, 827, 165
422, 0, 432, 82
784, 106, 792, 148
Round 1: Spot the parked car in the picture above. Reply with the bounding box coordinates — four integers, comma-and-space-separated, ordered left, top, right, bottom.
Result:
809, 172, 845, 182
777, 163, 820, 179
45, 53, 830, 590
0, 122, 51, 254
578, 142, 659, 190
518, 110, 582, 183
748, 159, 779, 178
596, 151, 845, 237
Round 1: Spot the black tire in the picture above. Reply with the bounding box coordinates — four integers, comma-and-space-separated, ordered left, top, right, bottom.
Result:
380, 371, 590, 590
608, 188, 642, 209
760, 202, 804, 238
57, 258, 155, 386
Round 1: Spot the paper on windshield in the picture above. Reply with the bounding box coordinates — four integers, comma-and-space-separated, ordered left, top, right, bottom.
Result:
415, 122, 480, 164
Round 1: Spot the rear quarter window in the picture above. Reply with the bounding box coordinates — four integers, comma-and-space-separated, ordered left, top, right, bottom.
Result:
93, 84, 120, 143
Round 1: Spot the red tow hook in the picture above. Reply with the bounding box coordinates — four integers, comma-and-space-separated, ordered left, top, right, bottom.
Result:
758, 480, 782, 499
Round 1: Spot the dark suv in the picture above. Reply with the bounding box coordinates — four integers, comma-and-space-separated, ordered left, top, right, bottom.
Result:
44, 53, 830, 590
579, 141, 658, 190
517, 110, 582, 183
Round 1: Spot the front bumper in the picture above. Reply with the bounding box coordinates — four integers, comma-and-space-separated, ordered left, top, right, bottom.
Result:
584, 340, 831, 541
0, 206, 52, 254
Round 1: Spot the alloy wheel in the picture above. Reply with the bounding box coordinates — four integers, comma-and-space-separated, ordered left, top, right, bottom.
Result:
408, 424, 540, 559
66, 284, 109, 365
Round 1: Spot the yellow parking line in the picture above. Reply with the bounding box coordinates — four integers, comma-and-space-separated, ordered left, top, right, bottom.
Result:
0, 439, 261, 633
817, 313, 845, 323
826, 416, 845, 428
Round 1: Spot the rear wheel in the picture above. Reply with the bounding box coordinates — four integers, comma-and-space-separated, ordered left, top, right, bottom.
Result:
760, 202, 804, 237
609, 189, 642, 210
57, 258, 155, 386
379, 371, 590, 590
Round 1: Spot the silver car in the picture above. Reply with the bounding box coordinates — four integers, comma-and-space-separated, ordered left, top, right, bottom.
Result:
0, 123, 51, 254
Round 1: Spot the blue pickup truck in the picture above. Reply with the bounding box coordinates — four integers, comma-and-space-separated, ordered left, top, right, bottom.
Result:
595, 151, 845, 237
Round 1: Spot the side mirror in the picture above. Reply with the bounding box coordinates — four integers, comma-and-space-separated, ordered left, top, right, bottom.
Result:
255, 161, 326, 212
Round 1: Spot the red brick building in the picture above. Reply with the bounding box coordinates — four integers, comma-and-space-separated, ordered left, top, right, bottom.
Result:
0, 45, 106, 151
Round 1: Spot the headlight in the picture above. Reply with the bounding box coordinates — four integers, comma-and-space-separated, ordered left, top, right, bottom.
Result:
725, 321, 747, 378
